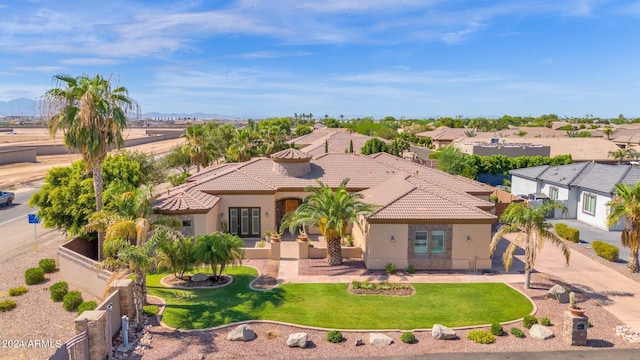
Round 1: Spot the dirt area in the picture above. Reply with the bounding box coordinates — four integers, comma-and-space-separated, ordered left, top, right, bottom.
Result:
0, 128, 184, 188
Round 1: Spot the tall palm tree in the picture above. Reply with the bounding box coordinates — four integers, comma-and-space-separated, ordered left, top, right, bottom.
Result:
607, 183, 640, 273
227, 128, 257, 162
280, 179, 378, 266
43, 74, 140, 261
490, 201, 570, 289
194, 232, 244, 281
182, 125, 212, 172
603, 126, 614, 140
609, 148, 635, 164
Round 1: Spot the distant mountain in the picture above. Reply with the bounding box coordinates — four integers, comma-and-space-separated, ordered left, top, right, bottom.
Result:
143, 112, 260, 120
0, 98, 39, 116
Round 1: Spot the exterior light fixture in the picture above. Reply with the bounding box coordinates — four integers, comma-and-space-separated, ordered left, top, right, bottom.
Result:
391, 235, 395, 242
467, 235, 471, 243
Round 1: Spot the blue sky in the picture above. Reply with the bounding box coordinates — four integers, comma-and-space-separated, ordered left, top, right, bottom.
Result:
1, 0, 639, 119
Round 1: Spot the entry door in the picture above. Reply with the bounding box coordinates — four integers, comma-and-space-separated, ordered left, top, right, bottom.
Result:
229, 207, 261, 237
285, 199, 300, 214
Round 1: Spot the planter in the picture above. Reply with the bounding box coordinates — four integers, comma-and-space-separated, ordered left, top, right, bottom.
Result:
568, 307, 586, 316
297, 236, 309, 242
270, 235, 281, 243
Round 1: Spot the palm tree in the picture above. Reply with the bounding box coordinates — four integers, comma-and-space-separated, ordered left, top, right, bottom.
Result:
609, 148, 634, 164
182, 125, 212, 172
43, 74, 140, 261
227, 128, 257, 162
194, 232, 244, 281
603, 126, 614, 140
86, 186, 180, 328
489, 201, 570, 289
280, 179, 378, 266
607, 183, 640, 273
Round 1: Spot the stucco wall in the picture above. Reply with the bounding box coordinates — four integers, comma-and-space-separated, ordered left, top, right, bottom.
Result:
59, 241, 111, 299
218, 194, 275, 235
0, 147, 36, 165
363, 223, 409, 269
576, 190, 619, 231
451, 223, 492, 270
510, 176, 540, 197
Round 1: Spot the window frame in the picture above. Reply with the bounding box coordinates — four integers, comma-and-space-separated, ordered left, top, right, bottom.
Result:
582, 193, 596, 215
414, 231, 429, 254
549, 186, 559, 200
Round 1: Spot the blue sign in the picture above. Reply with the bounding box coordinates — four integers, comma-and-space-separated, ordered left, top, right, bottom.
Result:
28, 213, 40, 224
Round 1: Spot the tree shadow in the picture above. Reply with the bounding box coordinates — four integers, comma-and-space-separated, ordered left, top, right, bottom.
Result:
490, 238, 526, 274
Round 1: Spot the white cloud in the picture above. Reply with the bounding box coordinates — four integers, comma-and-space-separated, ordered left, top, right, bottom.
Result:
60, 58, 121, 66
14, 65, 65, 73
238, 51, 313, 59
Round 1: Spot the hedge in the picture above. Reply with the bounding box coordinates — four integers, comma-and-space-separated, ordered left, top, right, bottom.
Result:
25, 267, 45, 285
592, 240, 619, 262
555, 223, 579, 243
39, 258, 57, 273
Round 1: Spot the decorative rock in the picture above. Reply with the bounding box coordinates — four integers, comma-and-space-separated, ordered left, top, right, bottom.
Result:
548, 284, 569, 304
191, 273, 209, 282
287, 333, 308, 348
530, 324, 554, 340
369, 333, 393, 346
432, 324, 457, 340
355, 338, 365, 346
226, 324, 257, 341
615, 326, 640, 343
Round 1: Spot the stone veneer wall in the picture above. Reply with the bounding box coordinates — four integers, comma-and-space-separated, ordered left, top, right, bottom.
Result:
407, 224, 453, 270
272, 161, 311, 177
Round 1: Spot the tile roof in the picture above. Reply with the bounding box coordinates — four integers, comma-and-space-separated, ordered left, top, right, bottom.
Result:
300, 130, 388, 157
270, 148, 312, 161
153, 182, 220, 213
537, 162, 590, 186
509, 165, 550, 180
570, 163, 631, 194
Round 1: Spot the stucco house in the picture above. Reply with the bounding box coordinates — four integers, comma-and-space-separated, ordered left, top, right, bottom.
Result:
510, 162, 640, 231
153, 149, 497, 270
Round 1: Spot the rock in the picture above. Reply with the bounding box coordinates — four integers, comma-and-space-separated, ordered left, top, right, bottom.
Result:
191, 273, 209, 282
530, 324, 554, 340
226, 324, 257, 341
287, 333, 308, 348
432, 324, 457, 340
548, 284, 569, 304
355, 338, 365, 346
369, 333, 393, 346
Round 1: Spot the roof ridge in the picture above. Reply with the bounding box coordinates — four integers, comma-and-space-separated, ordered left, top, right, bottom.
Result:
407, 176, 493, 207
407, 176, 496, 217
368, 175, 416, 216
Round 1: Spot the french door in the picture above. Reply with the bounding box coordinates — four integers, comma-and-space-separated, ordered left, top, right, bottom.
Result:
229, 207, 261, 237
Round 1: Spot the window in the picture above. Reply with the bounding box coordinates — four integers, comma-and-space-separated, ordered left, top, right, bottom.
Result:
430, 230, 445, 254
582, 193, 596, 215
414, 231, 428, 254
182, 220, 192, 227
414, 230, 446, 255
229, 207, 261, 237
549, 186, 559, 200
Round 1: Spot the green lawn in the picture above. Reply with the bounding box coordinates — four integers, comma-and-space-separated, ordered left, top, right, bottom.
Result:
147, 266, 533, 330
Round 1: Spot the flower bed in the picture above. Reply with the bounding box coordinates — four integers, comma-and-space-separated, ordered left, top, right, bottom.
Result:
348, 280, 414, 296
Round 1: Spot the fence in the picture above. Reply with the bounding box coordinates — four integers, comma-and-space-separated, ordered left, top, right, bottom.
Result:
49, 321, 89, 360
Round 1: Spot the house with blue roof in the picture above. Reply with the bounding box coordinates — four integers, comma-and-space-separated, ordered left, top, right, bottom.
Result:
510, 163, 640, 231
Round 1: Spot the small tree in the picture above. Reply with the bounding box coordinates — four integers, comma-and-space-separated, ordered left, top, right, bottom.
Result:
360, 138, 388, 155
194, 232, 244, 281
349, 140, 353, 153
607, 183, 640, 272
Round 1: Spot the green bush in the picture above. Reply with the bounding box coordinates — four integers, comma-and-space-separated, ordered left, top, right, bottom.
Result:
77, 301, 98, 315
592, 240, 619, 262
405, 265, 415, 274
555, 223, 579, 243
510, 327, 525, 338
326, 330, 343, 343
540, 317, 552, 326
39, 258, 56, 273
25, 267, 45, 285
9, 286, 28, 296
523, 315, 538, 329
491, 322, 504, 336
0, 299, 17, 312
50, 281, 69, 302
467, 330, 496, 344
400, 332, 416, 344
385, 263, 396, 274
143, 305, 159, 317
62, 291, 83, 311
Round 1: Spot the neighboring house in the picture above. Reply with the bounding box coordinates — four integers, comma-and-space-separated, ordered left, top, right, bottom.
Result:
154, 149, 497, 271
416, 126, 469, 149
510, 162, 640, 231
289, 128, 389, 156
455, 140, 551, 157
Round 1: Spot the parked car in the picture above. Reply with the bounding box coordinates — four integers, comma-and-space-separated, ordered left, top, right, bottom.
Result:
0, 190, 15, 206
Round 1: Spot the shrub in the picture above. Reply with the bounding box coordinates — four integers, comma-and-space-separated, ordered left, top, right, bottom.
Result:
9, 286, 28, 297
540, 317, 552, 326
592, 240, 619, 262
400, 332, 416, 344
523, 315, 538, 329
510, 327, 525, 338
50, 281, 68, 302
77, 301, 98, 315
143, 305, 159, 317
467, 330, 496, 344
385, 263, 396, 274
351, 280, 362, 289
555, 223, 579, 243
0, 299, 17, 312
327, 330, 343, 343
405, 265, 415, 274
25, 267, 45, 285
39, 258, 56, 273
62, 291, 83, 311
491, 322, 504, 336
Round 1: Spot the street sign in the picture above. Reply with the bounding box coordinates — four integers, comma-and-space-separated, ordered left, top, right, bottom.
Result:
28, 213, 40, 224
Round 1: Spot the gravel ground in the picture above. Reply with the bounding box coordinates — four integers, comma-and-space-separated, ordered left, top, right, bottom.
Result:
138, 270, 640, 360
0, 233, 98, 360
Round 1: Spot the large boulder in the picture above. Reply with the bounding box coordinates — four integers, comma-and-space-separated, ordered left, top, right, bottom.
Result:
530, 324, 554, 340
226, 324, 256, 341
287, 333, 308, 348
432, 324, 457, 340
548, 284, 569, 304
191, 273, 209, 282
369, 333, 393, 346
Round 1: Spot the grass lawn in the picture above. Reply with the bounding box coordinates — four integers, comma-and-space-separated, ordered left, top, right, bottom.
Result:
147, 266, 533, 330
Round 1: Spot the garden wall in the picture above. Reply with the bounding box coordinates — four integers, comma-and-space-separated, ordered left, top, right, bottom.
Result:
0, 146, 36, 165
59, 238, 111, 299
